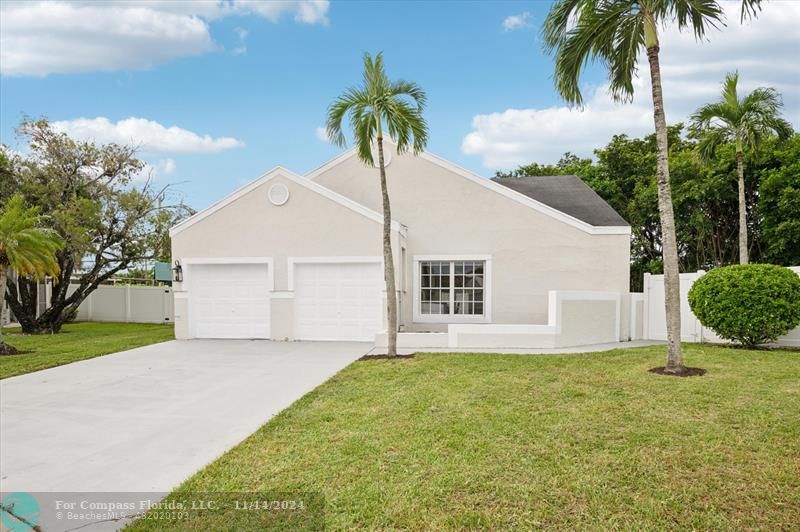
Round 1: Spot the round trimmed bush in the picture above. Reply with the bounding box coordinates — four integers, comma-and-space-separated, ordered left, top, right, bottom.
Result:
688, 264, 800, 347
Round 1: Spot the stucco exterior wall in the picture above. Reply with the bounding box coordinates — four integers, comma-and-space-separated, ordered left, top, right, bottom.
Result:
312, 148, 631, 331
170, 172, 399, 339
556, 300, 618, 347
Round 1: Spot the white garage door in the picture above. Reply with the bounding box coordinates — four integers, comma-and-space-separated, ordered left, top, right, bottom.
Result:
190, 263, 270, 339
294, 262, 383, 341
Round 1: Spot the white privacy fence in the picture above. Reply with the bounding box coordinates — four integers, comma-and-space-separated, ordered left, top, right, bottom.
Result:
642, 266, 800, 347
71, 284, 174, 324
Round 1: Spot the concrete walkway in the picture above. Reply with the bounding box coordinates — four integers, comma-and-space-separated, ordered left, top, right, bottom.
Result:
365, 339, 664, 356
0, 340, 369, 493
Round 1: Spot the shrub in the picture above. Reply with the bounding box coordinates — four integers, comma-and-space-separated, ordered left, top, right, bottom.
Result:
688, 264, 800, 347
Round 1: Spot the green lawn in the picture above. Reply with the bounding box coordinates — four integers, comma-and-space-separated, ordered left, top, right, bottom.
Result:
0, 322, 174, 379
126, 344, 799, 531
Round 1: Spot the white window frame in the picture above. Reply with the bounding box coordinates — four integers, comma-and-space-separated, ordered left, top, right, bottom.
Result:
412, 255, 492, 324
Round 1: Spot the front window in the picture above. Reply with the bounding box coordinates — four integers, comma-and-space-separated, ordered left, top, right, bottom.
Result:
420, 260, 485, 316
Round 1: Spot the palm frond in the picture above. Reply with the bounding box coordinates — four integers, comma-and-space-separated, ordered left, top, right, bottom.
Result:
0, 194, 64, 279
389, 80, 427, 110
691, 101, 736, 130
721, 70, 740, 110
325, 51, 428, 165
691, 70, 792, 158
740, 0, 763, 22
548, 0, 636, 105
608, 12, 644, 102
326, 87, 368, 148
664, 0, 724, 40
695, 125, 731, 161
544, 0, 728, 106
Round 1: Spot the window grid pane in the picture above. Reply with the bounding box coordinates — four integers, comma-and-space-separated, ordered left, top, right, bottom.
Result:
420, 260, 485, 316
420, 261, 451, 315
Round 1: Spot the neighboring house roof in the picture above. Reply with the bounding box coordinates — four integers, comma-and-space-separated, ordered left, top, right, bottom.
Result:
493, 175, 629, 227
169, 166, 404, 237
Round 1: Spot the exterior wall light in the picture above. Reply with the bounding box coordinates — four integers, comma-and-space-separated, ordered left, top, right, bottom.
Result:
172, 260, 183, 283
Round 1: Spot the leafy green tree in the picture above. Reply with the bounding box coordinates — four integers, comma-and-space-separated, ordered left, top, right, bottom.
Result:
326, 52, 428, 357
541, 0, 766, 372
691, 72, 793, 264
3, 118, 189, 333
0, 194, 64, 354
495, 152, 595, 178
758, 135, 800, 264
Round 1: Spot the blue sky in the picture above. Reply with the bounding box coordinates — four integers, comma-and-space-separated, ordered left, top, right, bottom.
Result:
1, 0, 797, 211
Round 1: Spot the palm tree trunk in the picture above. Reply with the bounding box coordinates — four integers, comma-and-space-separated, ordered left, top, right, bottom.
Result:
736, 150, 748, 264
0, 265, 18, 355
376, 136, 398, 357
646, 45, 684, 373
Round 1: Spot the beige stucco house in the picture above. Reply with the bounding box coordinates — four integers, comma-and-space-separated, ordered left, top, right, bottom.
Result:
170, 143, 632, 347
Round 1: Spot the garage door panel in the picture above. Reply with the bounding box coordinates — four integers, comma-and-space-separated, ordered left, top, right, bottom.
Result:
294, 262, 382, 341
190, 263, 271, 339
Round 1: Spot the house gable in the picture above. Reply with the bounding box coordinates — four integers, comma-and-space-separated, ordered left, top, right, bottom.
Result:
306, 145, 630, 236
170, 167, 403, 238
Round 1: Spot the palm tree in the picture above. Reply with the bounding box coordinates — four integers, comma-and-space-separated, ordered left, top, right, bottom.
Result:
0, 194, 64, 354
542, 0, 762, 374
326, 52, 428, 357
691, 72, 792, 264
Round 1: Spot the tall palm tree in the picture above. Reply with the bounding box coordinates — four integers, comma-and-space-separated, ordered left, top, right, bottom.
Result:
0, 194, 64, 354
691, 71, 792, 264
542, 0, 762, 374
326, 52, 428, 357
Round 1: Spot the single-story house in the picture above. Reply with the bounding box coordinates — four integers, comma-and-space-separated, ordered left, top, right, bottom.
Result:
170, 142, 632, 346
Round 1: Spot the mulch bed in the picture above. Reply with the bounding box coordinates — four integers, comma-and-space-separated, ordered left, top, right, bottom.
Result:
358, 353, 416, 361
648, 366, 707, 377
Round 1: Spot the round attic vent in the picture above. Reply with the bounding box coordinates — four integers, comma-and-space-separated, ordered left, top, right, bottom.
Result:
268, 183, 290, 206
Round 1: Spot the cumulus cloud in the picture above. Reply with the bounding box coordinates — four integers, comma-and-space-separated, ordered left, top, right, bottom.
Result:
0, 0, 330, 76
237, 0, 330, 24
463, 89, 652, 169
503, 12, 532, 31
465, 1, 800, 169
51, 117, 243, 154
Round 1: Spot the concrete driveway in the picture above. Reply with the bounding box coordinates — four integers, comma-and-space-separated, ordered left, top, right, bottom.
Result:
0, 340, 368, 493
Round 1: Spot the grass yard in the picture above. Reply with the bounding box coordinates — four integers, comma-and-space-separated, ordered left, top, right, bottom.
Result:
126, 343, 799, 531
0, 322, 174, 379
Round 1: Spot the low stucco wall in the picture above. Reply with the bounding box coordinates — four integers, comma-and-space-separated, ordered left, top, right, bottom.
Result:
556, 300, 618, 347
387, 290, 622, 349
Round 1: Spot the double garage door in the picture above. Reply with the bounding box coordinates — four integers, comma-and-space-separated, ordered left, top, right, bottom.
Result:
189, 261, 382, 341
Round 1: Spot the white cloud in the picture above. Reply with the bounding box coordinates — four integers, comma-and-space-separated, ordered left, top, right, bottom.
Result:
237, 0, 330, 24
315, 126, 330, 142
0, 0, 330, 77
463, 89, 652, 169
465, 1, 800, 169
51, 117, 243, 154
503, 12, 532, 32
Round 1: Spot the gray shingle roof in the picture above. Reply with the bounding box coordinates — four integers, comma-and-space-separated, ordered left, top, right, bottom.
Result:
493, 175, 629, 227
